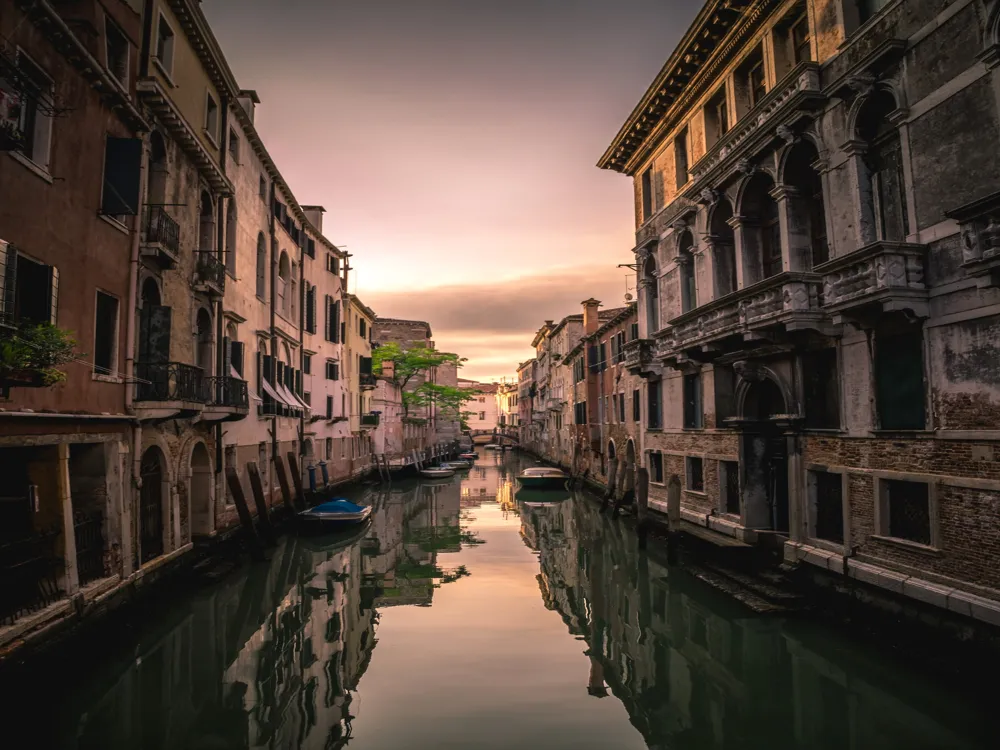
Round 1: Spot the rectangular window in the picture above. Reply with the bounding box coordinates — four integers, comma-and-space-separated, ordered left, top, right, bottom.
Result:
875, 328, 925, 430
674, 128, 689, 190
748, 58, 766, 109
618, 392, 626, 422
479, 412, 486, 420
705, 86, 728, 149
683, 373, 703, 429
15, 52, 54, 170
327, 254, 340, 275
803, 348, 840, 428
714, 365, 736, 425
359, 318, 367, 338
303, 354, 312, 375
632, 389, 640, 422
228, 127, 239, 163
641, 167, 653, 221
647, 380, 662, 429
871, 136, 908, 242
326, 395, 333, 419
649, 452, 664, 484
882, 479, 931, 545
810, 471, 844, 544
205, 92, 219, 143
259, 175, 267, 200
574, 401, 587, 425
721, 460, 740, 514
155, 14, 175, 74
790, 12, 811, 64
105, 16, 129, 87
686, 457, 704, 492
325, 361, 339, 381
630, 322, 639, 341
5, 251, 58, 325
93, 291, 119, 375
858, 0, 891, 24
325, 438, 332, 460
599, 342, 607, 372
101, 135, 143, 217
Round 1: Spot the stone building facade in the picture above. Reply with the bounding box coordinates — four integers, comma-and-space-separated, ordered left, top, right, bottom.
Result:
602, 0, 1000, 624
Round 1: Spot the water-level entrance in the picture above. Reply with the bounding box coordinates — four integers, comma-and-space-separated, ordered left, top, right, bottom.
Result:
1, 453, 989, 749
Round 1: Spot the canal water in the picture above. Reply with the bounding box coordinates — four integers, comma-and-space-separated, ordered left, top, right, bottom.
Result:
4, 451, 990, 749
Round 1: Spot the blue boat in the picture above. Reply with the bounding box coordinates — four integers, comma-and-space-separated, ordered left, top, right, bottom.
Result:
297, 498, 372, 531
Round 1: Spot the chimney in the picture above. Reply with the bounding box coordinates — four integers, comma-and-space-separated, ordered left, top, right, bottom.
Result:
382, 360, 395, 379
302, 205, 325, 234
582, 298, 601, 335
237, 89, 260, 123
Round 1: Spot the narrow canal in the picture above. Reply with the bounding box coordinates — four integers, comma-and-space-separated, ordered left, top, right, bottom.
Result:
4, 452, 990, 749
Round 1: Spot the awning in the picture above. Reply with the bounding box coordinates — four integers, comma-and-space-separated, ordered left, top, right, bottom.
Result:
288, 389, 311, 412
261, 377, 291, 407
232, 366, 262, 402
275, 381, 301, 410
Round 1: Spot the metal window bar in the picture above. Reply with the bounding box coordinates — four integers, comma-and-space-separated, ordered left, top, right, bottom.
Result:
74, 509, 106, 586
0, 526, 62, 626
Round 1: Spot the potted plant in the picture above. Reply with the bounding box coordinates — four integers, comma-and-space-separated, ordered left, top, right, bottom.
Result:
0, 322, 79, 391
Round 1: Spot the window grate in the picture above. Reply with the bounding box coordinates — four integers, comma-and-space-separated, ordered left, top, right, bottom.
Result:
886, 480, 930, 545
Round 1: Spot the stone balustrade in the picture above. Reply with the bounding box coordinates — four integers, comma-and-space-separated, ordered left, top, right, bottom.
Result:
816, 241, 929, 321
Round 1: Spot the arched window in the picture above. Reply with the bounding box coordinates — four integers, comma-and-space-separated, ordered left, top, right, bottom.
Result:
782, 141, 828, 268
857, 91, 907, 243
643, 254, 659, 334
199, 191, 214, 255
741, 173, 782, 282
678, 231, 696, 313
147, 131, 167, 206
255, 232, 267, 299
225, 199, 237, 275
710, 199, 737, 296
277, 251, 290, 317
141, 276, 161, 307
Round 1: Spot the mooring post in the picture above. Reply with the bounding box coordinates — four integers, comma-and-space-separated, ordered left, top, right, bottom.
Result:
273, 454, 298, 515
244, 462, 277, 547
636, 467, 649, 548
602, 454, 618, 512
287, 452, 307, 508
666, 474, 682, 564
225, 467, 266, 561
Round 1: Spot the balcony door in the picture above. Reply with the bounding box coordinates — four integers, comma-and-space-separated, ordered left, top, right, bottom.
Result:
137, 279, 171, 400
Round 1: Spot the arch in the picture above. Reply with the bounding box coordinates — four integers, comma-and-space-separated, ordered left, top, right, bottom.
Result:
225, 199, 237, 275
140, 276, 161, 306
195, 307, 213, 374
677, 230, 697, 313
139, 446, 167, 564
147, 131, 168, 206
607, 439, 617, 460
990, 0, 1000, 47
780, 140, 829, 268
643, 254, 659, 334
199, 190, 214, 254
709, 197, 737, 296
738, 172, 782, 283
853, 89, 908, 243
189, 441, 214, 537
736, 370, 790, 422
225, 321, 238, 341
277, 250, 290, 316
255, 232, 267, 299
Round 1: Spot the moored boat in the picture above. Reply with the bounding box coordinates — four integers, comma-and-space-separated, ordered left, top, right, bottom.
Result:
483, 444, 500, 450
297, 498, 372, 532
458, 452, 478, 460
441, 460, 471, 470
420, 467, 456, 479
516, 467, 569, 490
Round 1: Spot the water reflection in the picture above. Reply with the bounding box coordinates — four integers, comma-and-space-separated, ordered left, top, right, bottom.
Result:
518, 497, 990, 750
11, 452, 990, 749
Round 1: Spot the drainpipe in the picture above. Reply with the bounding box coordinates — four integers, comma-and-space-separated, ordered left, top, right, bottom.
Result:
269, 181, 279, 471
215, 97, 230, 492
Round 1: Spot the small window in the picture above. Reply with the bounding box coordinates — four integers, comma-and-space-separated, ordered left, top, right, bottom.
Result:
647, 380, 662, 429
748, 58, 766, 109
632, 389, 640, 422
705, 86, 729, 149
8, 251, 58, 325
882, 479, 931, 545
721, 460, 740, 514
574, 401, 587, 425
105, 16, 129, 87
325, 438, 333, 460
810, 471, 844, 544
479, 412, 486, 420
618, 392, 626, 422
303, 354, 312, 375
641, 167, 653, 221
205, 93, 219, 143
683, 373, 703, 429
155, 14, 175, 74
790, 12, 811, 64
259, 175, 267, 200
875, 327, 926, 430
326, 395, 334, 419
359, 318, 367, 338
803, 348, 840, 428
674, 128, 689, 190
686, 457, 704, 492
15, 52, 54, 170
649, 452, 664, 484
228, 127, 239, 163
302, 391, 311, 406
94, 291, 119, 375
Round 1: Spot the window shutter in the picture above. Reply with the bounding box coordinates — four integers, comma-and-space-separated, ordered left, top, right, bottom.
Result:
333, 361, 340, 381
48, 265, 59, 324
340, 321, 345, 344
0, 242, 15, 324
295, 368, 302, 397
326, 395, 333, 419
231, 341, 245, 377
101, 137, 143, 215
223, 336, 231, 375
333, 301, 341, 343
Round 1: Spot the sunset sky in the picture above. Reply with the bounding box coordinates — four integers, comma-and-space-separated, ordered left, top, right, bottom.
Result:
204, 0, 702, 382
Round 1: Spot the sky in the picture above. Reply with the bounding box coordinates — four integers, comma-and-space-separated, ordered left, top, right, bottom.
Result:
203, 0, 703, 382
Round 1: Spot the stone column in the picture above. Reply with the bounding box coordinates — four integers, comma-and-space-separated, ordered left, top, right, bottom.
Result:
57, 442, 79, 595
786, 432, 804, 543
104, 440, 128, 579
842, 139, 878, 247
727, 213, 754, 289
771, 184, 811, 272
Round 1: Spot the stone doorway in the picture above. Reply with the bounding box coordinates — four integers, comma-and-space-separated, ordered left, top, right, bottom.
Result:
738, 375, 791, 534
189, 443, 213, 538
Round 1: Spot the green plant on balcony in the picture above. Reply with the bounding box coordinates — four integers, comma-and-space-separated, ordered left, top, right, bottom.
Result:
0, 323, 80, 389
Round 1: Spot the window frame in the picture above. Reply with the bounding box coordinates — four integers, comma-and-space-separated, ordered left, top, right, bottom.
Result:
686, 456, 705, 493
13, 48, 54, 172
875, 476, 938, 549
674, 128, 689, 190
204, 91, 220, 147
683, 372, 703, 429
648, 451, 664, 485
103, 14, 130, 90
228, 127, 240, 164
154, 12, 176, 78
640, 166, 654, 222
93, 289, 120, 379
807, 469, 847, 547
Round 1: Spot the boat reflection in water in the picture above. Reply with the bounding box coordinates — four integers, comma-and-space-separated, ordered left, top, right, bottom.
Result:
10, 451, 990, 750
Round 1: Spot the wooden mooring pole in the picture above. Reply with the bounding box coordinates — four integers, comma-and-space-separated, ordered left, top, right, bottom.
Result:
224, 467, 266, 561
244, 462, 277, 547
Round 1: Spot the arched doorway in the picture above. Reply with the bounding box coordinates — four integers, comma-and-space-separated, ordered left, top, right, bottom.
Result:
740, 173, 782, 283
139, 447, 166, 564
739, 375, 789, 534
137, 278, 170, 401
782, 140, 829, 268
189, 443, 213, 537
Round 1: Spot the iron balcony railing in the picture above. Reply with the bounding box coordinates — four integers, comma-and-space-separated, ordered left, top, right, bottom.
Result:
360, 412, 380, 427
359, 373, 377, 389
204, 375, 249, 409
135, 361, 205, 403
143, 205, 180, 255
196, 252, 226, 293
0, 527, 62, 626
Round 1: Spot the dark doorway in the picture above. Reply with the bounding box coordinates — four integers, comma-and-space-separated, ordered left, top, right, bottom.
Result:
740, 377, 790, 533
139, 447, 165, 564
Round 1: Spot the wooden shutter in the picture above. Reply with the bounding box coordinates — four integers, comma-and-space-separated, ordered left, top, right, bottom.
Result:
231, 341, 245, 377
0, 242, 15, 323
48, 265, 58, 324
223, 336, 232, 376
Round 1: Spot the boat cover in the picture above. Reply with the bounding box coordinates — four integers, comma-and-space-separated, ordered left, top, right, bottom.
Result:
310, 499, 366, 514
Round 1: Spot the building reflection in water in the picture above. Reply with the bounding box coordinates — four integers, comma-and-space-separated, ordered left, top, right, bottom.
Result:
60, 478, 478, 750
518, 496, 989, 750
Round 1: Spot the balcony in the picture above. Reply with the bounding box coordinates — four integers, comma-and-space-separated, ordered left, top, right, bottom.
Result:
359, 373, 377, 390
687, 62, 824, 191
661, 272, 824, 362
816, 242, 928, 325
195, 252, 226, 296
623, 338, 657, 377
134, 362, 205, 420
546, 397, 565, 412
360, 412, 380, 428
201, 376, 250, 423
532, 409, 547, 424
140, 206, 180, 267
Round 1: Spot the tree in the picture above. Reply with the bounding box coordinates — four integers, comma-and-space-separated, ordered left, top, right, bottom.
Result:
403, 381, 477, 421
372, 342, 468, 416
